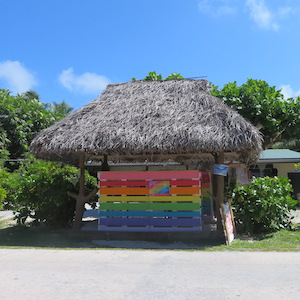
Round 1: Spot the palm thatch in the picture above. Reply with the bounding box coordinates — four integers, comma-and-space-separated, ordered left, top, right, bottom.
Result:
30, 79, 262, 164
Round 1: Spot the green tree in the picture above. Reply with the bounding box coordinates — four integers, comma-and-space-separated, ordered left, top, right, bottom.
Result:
0, 89, 73, 160
132, 71, 184, 81
211, 79, 300, 148
4, 157, 97, 227
46, 100, 73, 121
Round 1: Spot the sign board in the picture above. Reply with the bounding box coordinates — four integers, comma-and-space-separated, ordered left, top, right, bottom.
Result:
220, 201, 236, 245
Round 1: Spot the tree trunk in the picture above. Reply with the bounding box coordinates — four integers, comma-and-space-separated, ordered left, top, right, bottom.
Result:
73, 153, 86, 230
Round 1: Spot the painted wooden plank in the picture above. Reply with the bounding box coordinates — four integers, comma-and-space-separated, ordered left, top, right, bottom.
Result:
201, 173, 210, 184
201, 183, 210, 189
99, 210, 201, 217
147, 226, 202, 232
99, 217, 201, 227
100, 187, 149, 195
98, 225, 149, 232
99, 195, 200, 203
98, 170, 200, 180
149, 218, 201, 226
202, 190, 210, 197
100, 202, 149, 210
98, 225, 202, 232
170, 180, 199, 187
100, 202, 200, 211
100, 180, 201, 188
149, 202, 200, 210
100, 180, 148, 187
100, 218, 149, 226
170, 186, 199, 195
99, 196, 149, 202
100, 210, 150, 217
149, 195, 200, 202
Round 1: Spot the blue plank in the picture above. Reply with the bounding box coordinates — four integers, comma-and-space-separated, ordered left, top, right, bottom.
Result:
98, 225, 202, 232
99, 210, 201, 217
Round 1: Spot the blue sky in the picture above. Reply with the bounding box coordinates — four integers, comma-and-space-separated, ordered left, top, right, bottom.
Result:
0, 0, 300, 109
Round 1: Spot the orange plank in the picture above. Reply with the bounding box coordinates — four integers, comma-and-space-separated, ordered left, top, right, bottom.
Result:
100, 187, 149, 195
170, 186, 200, 195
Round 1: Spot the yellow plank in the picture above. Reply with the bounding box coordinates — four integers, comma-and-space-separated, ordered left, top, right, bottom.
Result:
150, 195, 200, 202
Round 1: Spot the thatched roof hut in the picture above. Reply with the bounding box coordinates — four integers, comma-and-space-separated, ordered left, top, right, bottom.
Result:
30, 79, 262, 164
30, 79, 263, 231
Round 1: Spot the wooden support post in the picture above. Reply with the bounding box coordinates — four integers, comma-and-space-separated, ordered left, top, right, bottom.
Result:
72, 152, 86, 230
215, 152, 225, 231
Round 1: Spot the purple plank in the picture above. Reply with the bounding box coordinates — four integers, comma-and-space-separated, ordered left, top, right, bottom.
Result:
98, 225, 149, 232
99, 217, 148, 226
148, 226, 202, 232
99, 217, 201, 227
149, 218, 201, 226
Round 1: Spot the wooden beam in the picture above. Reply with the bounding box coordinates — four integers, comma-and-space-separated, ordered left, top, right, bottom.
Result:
89, 152, 217, 161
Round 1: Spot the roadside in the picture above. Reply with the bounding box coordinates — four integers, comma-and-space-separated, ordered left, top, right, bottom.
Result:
1, 249, 300, 300
0, 208, 299, 251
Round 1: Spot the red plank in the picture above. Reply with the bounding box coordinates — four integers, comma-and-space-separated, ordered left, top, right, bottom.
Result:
170, 180, 199, 187
100, 180, 148, 187
100, 187, 149, 195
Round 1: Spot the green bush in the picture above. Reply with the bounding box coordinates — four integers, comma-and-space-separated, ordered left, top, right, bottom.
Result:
5, 158, 98, 227
232, 176, 297, 234
295, 163, 300, 171
0, 166, 11, 210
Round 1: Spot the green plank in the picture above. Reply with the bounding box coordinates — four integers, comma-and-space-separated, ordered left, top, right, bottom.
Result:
100, 202, 200, 211
149, 202, 200, 210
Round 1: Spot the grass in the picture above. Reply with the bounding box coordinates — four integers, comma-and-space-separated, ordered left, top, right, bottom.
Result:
204, 226, 300, 251
0, 217, 299, 251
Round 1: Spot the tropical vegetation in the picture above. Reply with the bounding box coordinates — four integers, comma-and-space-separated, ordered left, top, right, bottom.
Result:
231, 176, 297, 234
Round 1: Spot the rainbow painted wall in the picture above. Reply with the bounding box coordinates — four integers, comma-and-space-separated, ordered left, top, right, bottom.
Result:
98, 170, 212, 232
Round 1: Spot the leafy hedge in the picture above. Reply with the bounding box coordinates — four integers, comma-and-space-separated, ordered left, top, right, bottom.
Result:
0, 167, 11, 210
3, 158, 98, 227
232, 176, 297, 234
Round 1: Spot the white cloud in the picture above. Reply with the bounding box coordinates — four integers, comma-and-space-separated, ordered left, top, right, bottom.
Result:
246, 0, 279, 31
278, 6, 293, 19
198, 0, 237, 17
59, 68, 110, 94
279, 84, 300, 99
0, 60, 37, 93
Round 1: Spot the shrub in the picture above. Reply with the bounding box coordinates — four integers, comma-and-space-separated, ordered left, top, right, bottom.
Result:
5, 158, 98, 227
0, 166, 11, 210
295, 163, 300, 171
232, 176, 297, 234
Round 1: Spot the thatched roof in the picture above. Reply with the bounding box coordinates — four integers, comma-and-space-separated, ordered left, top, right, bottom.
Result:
30, 79, 262, 164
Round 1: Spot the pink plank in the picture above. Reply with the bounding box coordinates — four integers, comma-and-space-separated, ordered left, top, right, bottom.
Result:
98, 170, 200, 180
